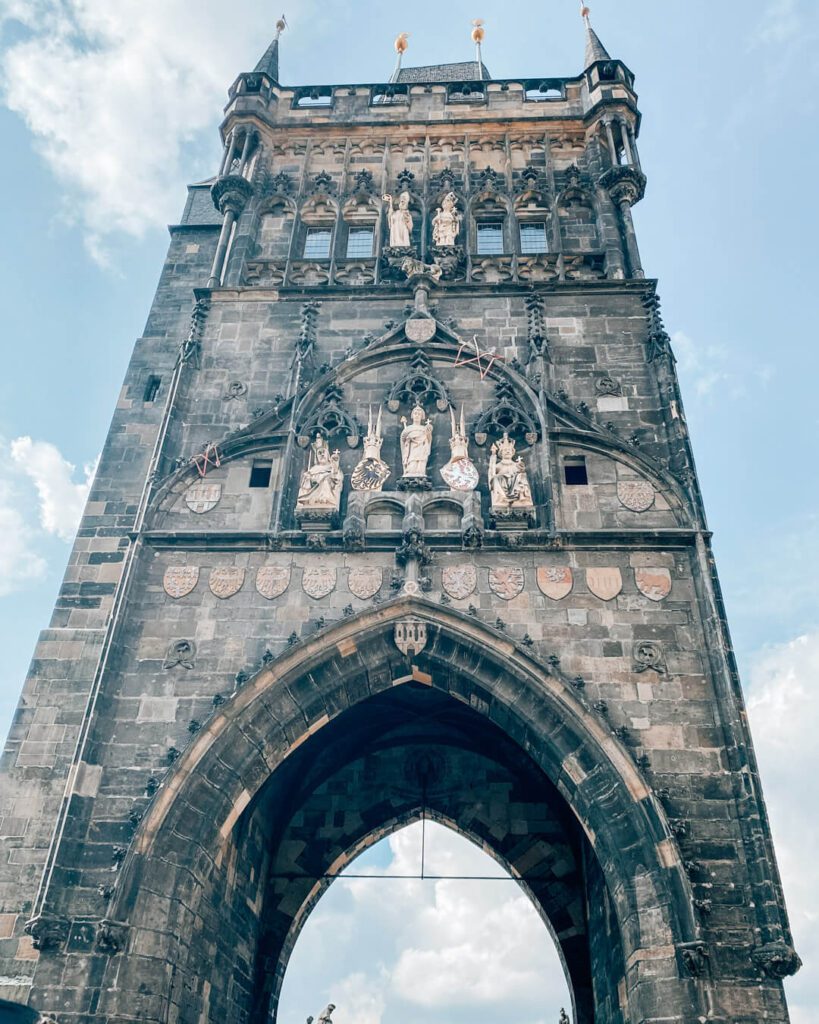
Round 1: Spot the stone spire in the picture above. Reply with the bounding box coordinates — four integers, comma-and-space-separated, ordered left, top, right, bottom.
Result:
580, 4, 611, 67
254, 14, 286, 80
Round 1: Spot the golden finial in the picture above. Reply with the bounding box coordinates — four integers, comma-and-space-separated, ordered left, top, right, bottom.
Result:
580, 4, 591, 20
471, 18, 486, 44
275, 14, 287, 38
395, 31, 410, 54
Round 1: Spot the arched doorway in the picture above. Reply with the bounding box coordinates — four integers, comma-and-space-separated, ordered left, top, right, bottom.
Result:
276, 820, 573, 1024
105, 600, 701, 1024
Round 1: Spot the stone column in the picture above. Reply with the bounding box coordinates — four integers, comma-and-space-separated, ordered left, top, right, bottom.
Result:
599, 166, 647, 280
207, 176, 254, 288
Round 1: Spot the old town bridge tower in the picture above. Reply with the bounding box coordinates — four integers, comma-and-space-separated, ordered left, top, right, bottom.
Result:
0, 13, 800, 1024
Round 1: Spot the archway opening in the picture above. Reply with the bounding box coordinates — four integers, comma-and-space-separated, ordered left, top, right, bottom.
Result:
277, 819, 573, 1024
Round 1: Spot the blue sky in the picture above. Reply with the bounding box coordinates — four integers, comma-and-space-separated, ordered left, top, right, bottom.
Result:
0, 1, 817, 1020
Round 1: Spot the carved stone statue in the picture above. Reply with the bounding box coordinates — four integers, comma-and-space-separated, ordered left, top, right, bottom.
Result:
351, 406, 390, 491
558, 1011, 570, 1024
295, 434, 343, 519
440, 406, 478, 491
431, 191, 461, 247
315, 1006, 335, 1024
382, 191, 413, 248
398, 405, 433, 488
488, 432, 534, 512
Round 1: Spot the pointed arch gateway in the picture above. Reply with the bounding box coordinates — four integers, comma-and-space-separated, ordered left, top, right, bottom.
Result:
105, 601, 703, 1024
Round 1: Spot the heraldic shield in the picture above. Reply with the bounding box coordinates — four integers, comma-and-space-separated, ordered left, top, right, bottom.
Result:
256, 566, 291, 600
537, 566, 573, 601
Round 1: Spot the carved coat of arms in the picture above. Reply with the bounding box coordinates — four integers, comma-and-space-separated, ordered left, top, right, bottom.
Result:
394, 619, 428, 656
635, 568, 672, 602
488, 567, 525, 601
442, 566, 477, 601
405, 318, 436, 343
348, 567, 383, 600
184, 482, 222, 514
163, 566, 199, 599
536, 566, 573, 601
209, 567, 245, 599
617, 480, 655, 513
256, 566, 291, 600
302, 567, 337, 599
586, 567, 623, 601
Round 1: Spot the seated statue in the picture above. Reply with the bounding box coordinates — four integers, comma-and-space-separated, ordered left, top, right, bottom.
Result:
296, 434, 343, 512
488, 432, 534, 510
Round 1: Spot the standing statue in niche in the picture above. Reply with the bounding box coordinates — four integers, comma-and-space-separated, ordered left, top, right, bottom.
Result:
295, 434, 343, 514
351, 406, 390, 491
431, 191, 461, 247
398, 405, 433, 488
488, 432, 534, 511
382, 191, 413, 248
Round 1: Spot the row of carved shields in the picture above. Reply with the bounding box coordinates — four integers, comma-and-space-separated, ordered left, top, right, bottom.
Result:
164, 564, 672, 603
163, 565, 385, 601
442, 565, 673, 602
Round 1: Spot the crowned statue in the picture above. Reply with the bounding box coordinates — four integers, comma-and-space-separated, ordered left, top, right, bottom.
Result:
351, 406, 390, 491
431, 192, 461, 248
398, 404, 433, 489
295, 434, 343, 521
382, 191, 413, 249
440, 406, 478, 491
488, 432, 534, 516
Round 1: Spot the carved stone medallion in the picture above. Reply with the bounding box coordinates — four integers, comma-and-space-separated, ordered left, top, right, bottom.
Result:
256, 566, 291, 600
163, 639, 196, 670
442, 565, 477, 600
536, 566, 573, 601
633, 640, 665, 674
302, 567, 337, 599
348, 567, 383, 600
635, 568, 672, 602
209, 567, 245, 599
185, 482, 222, 514
488, 567, 525, 601
586, 567, 623, 601
163, 566, 199, 599
395, 619, 428, 656
405, 318, 436, 343
617, 480, 655, 513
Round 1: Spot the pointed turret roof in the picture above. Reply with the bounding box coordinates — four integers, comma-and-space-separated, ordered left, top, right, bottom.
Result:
254, 16, 286, 80
581, 6, 612, 67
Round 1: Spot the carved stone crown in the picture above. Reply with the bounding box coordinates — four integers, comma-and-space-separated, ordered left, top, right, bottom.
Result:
494, 432, 517, 460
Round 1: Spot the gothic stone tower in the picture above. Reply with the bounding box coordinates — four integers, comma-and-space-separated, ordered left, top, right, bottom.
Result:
0, 16, 800, 1024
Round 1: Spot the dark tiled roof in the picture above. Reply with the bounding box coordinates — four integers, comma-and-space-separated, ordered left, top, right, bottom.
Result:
396, 60, 491, 84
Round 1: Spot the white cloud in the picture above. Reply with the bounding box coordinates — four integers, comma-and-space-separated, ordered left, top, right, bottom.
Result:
0, 478, 47, 597
747, 631, 819, 1021
0, 1, 295, 261
10, 437, 96, 542
749, 0, 801, 49
671, 329, 774, 401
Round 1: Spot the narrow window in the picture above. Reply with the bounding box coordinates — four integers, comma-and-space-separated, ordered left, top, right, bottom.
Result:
249, 460, 273, 488
345, 227, 374, 259
520, 222, 548, 255
143, 375, 161, 403
564, 457, 588, 486
476, 222, 504, 255
303, 228, 332, 260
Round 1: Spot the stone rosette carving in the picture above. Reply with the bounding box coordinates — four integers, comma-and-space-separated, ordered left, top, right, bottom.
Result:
488, 567, 525, 601
536, 566, 573, 601
256, 566, 291, 600
617, 480, 655, 512
163, 566, 199, 599
209, 567, 245, 599
302, 567, 337, 599
752, 942, 802, 979
442, 566, 477, 601
348, 567, 382, 600
185, 481, 222, 514
635, 568, 672, 602
586, 567, 623, 601
633, 641, 666, 675
163, 639, 196, 670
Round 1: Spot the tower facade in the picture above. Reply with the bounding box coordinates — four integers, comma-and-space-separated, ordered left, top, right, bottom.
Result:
0, 18, 800, 1024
